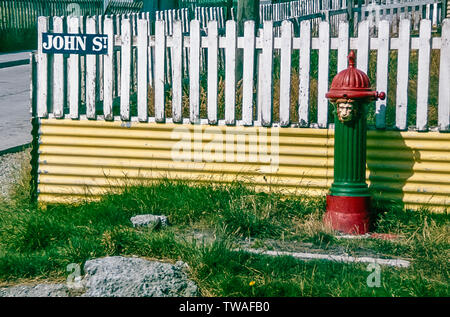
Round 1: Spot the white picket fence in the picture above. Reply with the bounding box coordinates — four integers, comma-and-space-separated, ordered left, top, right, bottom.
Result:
33, 16, 450, 132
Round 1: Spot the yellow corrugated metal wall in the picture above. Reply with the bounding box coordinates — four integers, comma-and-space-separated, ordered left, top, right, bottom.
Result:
36, 119, 450, 212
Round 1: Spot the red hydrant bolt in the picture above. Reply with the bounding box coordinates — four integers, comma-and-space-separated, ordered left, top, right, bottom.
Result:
324, 51, 385, 235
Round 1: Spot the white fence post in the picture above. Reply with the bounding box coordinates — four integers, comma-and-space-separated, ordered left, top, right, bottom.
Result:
317, 21, 330, 128
120, 17, 131, 121
103, 16, 114, 121
357, 20, 370, 74
298, 20, 311, 127
438, 19, 450, 131
155, 20, 166, 123
137, 18, 149, 122
189, 20, 201, 124
98, 15, 104, 103
395, 19, 411, 131
261, 21, 274, 127
207, 20, 218, 125
375, 19, 390, 129
416, 19, 432, 131
68, 16, 80, 119
172, 20, 183, 123
337, 21, 349, 72
52, 16, 64, 119
242, 20, 256, 126
86, 16, 97, 119
225, 20, 237, 126
280, 20, 293, 127
37, 16, 48, 118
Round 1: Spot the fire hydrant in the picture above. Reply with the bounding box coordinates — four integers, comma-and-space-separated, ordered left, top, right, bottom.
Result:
324, 51, 385, 235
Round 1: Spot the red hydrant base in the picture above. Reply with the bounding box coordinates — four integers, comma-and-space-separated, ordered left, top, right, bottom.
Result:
324, 195, 371, 235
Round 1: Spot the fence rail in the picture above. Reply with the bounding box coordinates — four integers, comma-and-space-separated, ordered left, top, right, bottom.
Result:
32, 16, 450, 132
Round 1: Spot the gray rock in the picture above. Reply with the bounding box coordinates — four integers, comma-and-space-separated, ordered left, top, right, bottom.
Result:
82, 256, 198, 297
0, 283, 69, 297
130, 214, 169, 229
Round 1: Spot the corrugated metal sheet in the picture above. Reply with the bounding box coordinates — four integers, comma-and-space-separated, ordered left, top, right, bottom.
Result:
36, 119, 450, 212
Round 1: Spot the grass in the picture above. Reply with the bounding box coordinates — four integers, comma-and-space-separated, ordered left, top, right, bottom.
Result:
0, 152, 448, 296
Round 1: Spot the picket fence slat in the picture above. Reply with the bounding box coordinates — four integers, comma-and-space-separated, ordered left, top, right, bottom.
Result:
97, 15, 104, 103
317, 21, 330, 128
261, 21, 274, 127
298, 20, 311, 127
189, 20, 201, 124
357, 20, 370, 74
279, 20, 293, 127
375, 20, 390, 129
416, 19, 432, 131
154, 20, 165, 123
68, 16, 80, 120
395, 19, 411, 131
207, 20, 219, 125
438, 19, 450, 131
37, 16, 48, 118
137, 18, 148, 122
225, 20, 237, 126
103, 16, 114, 121
337, 21, 349, 72
242, 20, 255, 126
172, 20, 183, 123
86, 16, 97, 120
120, 17, 131, 121
52, 16, 64, 119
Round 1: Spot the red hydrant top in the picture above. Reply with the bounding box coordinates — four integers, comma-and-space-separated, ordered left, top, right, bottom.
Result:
325, 51, 385, 102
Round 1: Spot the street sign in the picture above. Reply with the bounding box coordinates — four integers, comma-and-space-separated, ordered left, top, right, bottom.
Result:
41, 33, 109, 55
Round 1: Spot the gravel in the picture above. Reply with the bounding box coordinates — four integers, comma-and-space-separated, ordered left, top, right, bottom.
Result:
0, 150, 30, 198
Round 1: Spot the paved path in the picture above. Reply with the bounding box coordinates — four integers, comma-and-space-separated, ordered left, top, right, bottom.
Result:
0, 64, 32, 153
0, 51, 32, 68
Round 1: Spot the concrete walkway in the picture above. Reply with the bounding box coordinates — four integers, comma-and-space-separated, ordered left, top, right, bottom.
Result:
0, 52, 32, 153
0, 50, 32, 69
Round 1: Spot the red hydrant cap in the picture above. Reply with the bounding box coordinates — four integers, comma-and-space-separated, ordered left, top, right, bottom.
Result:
325, 51, 385, 101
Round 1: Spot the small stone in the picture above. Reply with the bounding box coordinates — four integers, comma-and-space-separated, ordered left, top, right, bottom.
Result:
130, 214, 169, 229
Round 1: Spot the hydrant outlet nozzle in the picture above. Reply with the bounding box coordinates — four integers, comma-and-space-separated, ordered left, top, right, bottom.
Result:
376, 91, 386, 101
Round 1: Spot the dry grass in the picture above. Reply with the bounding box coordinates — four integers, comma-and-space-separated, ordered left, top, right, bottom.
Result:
147, 66, 321, 124
145, 46, 441, 129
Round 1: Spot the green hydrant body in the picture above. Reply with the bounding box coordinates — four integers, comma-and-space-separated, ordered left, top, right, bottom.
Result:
324, 51, 385, 235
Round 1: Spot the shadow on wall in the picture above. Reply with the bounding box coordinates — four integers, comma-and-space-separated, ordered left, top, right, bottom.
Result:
366, 131, 420, 213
